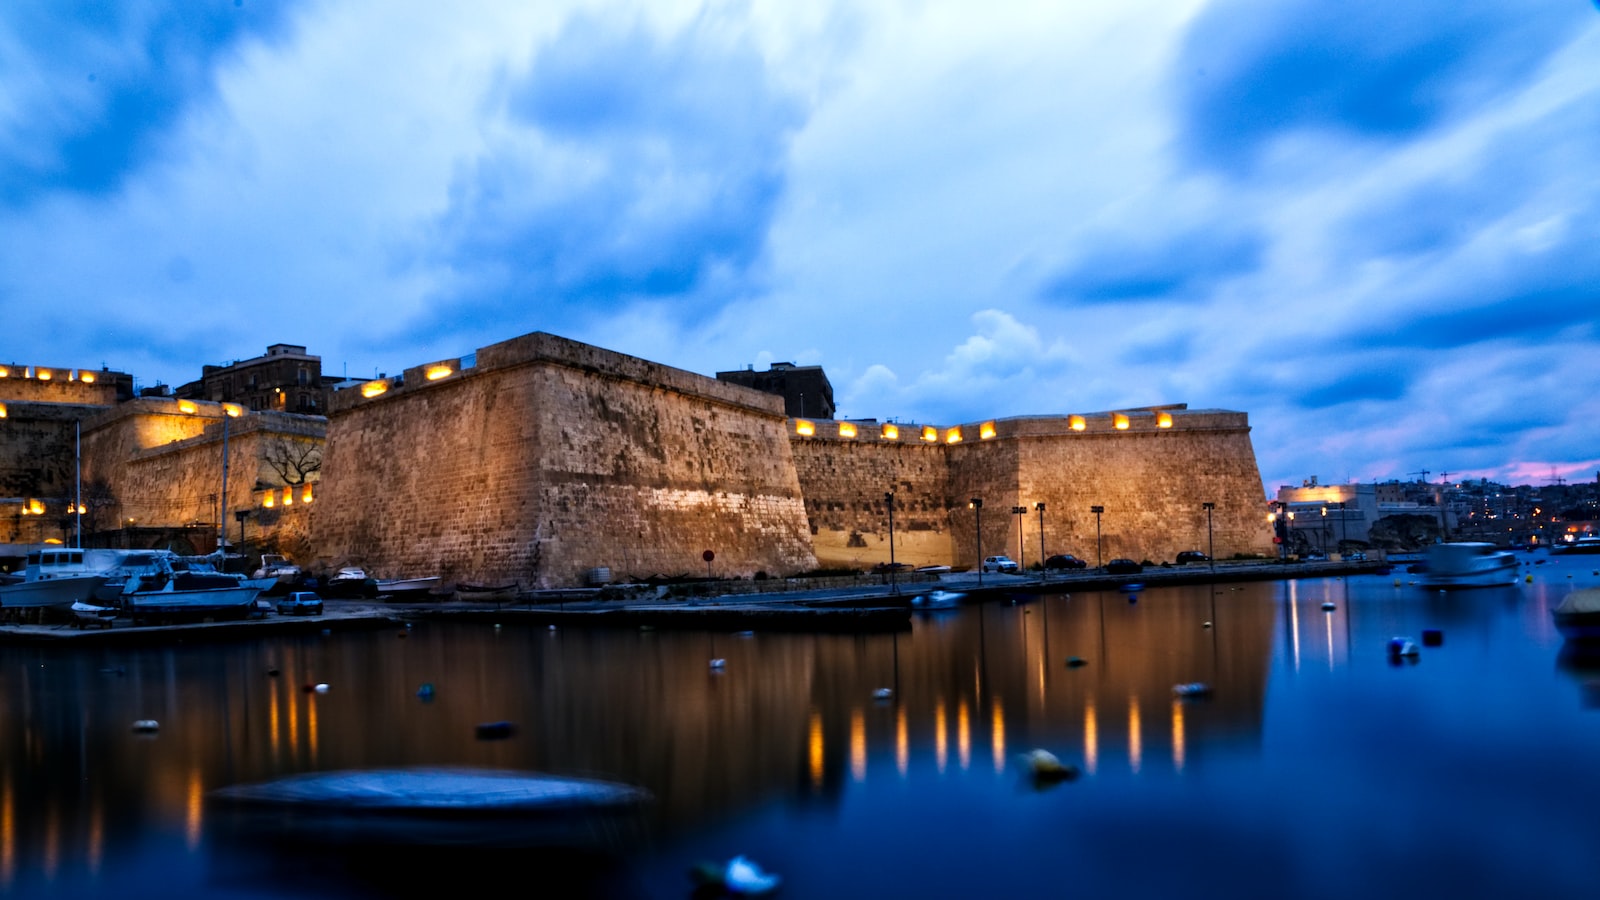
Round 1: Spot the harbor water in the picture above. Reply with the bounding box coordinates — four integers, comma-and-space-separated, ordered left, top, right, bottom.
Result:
3, 551, 1599, 898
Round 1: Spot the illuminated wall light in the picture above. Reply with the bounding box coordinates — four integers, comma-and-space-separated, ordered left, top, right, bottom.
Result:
1157, 411, 1173, 428
1113, 413, 1129, 430
881, 424, 899, 441
80, 372, 95, 384
223, 403, 243, 418
28, 500, 43, 515
301, 485, 314, 504
921, 425, 939, 442
361, 381, 388, 399
0, 402, 6, 418
945, 427, 962, 444
979, 421, 996, 440
795, 419, 815, 436
0, 366, 8, 377
282, 487, 294, 506
838, 421, 857, 439
425, 365, 453, 381
67, 370, 77, 381
177, 400, 197, 414
262, 492, 275, 508
1069, 415, 1085, 431
35, 369, 51, 381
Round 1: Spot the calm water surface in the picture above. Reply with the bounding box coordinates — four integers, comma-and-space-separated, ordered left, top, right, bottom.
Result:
4, 552, 1600, 898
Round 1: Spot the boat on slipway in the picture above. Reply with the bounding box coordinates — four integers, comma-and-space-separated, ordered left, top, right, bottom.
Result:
376, 576, 442, 600
1419, 542, 1518, 589
0, 547, 110, 615
122, 570, 262, 622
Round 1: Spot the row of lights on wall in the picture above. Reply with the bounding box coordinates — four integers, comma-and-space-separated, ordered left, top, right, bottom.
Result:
795, 411, 1175, 440
361, 362, 457, 399
175, 399, 244, 417
261, 485, 314, 508
13, 499, 84, 516
0, 366, 98, 383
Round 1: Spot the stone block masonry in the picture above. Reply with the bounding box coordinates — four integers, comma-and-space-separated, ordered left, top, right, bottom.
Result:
313, 332, 819, 589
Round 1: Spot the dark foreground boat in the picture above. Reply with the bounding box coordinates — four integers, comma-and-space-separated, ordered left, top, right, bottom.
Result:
207, 767, 651, 851
1553, 589, 1600, 642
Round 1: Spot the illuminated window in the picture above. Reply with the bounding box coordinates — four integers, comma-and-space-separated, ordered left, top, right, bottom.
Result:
979, 421, 996, 440
425, 365, 453, 381
796, 419, 815, 436
1069, 415, 1086, 431
178, 400, 198, 414
838, 422, 857, 438
361, 381, 388, 399
921, 426, 939, 442
80, 371, 95, 384
1113, 414, 1129, 430
946, 427, 963, 444
1157, 412, 1173, 428
881, 424, 899, 441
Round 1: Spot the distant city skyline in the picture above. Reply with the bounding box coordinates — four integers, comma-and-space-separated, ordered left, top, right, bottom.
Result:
4, 1, 1598, 494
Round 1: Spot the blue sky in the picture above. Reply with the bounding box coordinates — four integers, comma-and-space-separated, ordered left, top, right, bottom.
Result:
3, 0, 1598, 494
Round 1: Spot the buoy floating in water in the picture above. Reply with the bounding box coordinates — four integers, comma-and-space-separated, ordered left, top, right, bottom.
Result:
1203, 621, 1213, 628
1065, 656, 1087, 668
1387, 637, 1420, 658
1321, 601, 1336, 611
417, 683, 435, 700
1172, 682, 1212, 698
1023, 748, 1081, 784
709, 658, 726, 670
1421, 629, 1443, 647
873, 687, 892, 701
314, 683, 330, 694
131, 719, 159, 733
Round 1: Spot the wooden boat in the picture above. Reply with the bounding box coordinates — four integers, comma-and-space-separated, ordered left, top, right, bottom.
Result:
454, 582, 518, 602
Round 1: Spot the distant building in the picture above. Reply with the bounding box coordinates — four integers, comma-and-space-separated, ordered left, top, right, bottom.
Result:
715, 362, 835, 419
176, 344, 333, 414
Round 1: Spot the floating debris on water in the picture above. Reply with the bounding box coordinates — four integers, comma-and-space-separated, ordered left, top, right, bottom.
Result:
1387, 637, 1420, 658
1022, 748, 1081, 785
709, 658, 726, 670
131, 719, 159, 733
417, 683, 435, 700
873, 687, 893, 701
1173, 682, 1212, 698
1321, 601, 1337, 611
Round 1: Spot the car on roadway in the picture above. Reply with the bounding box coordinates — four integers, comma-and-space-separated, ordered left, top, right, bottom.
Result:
981, 555, 1020, 573
277, 591, 324, 616
1044, 554, 1088, 570
1104, 558, 1144, 574
1175, 550, 1210, 565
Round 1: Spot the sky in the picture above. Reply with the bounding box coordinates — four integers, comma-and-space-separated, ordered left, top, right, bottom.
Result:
3, 0, 1598, 495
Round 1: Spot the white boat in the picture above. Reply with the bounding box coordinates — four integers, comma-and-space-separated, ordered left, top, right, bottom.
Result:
911, 589, 966, 609
71, 600, 118, 628
375, 576, 441, 598
1554, 536, 1600, 555
1419, 542, 1518, 589
251, 554, 303, 584
116, 553, 263, 620
0, 547, 111, 612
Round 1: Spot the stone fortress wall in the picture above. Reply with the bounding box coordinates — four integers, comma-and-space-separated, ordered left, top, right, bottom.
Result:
311, 332, 819, 588
792, 407, 1275, 570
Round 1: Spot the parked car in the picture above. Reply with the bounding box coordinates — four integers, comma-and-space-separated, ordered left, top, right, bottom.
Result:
1044, 554, 1088, 570
276, 591, 324, 616
981, 555, 1020, 573
1104, 558, 1143, 574
1175, 550, 1210, 564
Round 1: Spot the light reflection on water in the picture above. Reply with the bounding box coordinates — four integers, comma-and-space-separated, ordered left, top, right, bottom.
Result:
1, 552, 1599, 898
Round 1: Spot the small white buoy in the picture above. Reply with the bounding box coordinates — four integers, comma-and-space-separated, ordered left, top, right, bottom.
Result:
494, 623, 502, 630
1202, 621, 1212, 629
1387, 637, 1419, 657
548, 624, 557, 631
709, 658, 726, 670
131, 719, 159, 733
873, 687, 893, 700
314, 683, 330, 693
1172, 682, 1212, 698
1023, 748, 1080, 783
1321, 601, 1336, 611
724, 855, 781, 895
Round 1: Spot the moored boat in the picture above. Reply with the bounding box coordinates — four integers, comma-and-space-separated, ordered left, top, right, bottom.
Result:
1553, 589, 1600, 642
0, 547, 110, 613
376, 576, 441, 600
1419, 542, 1518, 589
453, 582, 518, 602
1554, 536, 1600, 555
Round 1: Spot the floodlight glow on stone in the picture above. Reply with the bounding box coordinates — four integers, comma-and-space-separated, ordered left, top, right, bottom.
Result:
80, 371, 95, 384
980, 422, 996, 440
36, 369, 52, 381
838, 422, 857, 438
1114, 414, 1129, 430
946, 427, 962, 444
1157, 412, 1173, 428
361, 381, 388, 398
426, 365, 453, 381
1069, 415, 1085, 431
921, 426, 938, 442
178, 400, 197, 414
796, 419, 815, 436
882, 424, 899, 440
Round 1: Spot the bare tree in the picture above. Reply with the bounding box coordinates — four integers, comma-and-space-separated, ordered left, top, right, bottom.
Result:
264, 437, 322, 486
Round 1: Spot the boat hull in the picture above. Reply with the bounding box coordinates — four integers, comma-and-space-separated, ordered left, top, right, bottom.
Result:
0, 574, 108, 610
124, 585, 262, 620
1419, 543, 1518, 589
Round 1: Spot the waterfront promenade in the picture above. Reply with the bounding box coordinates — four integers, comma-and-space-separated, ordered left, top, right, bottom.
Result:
0, 558, 1393, 644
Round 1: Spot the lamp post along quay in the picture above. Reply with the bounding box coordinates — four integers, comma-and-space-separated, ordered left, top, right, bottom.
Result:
1035, 502, 1046, 577
1203, 502, 1216, 571
971, 498, 984, 586
1012, 506, 1027, 571
1090, 505, 1105, 568
885, 491, 898, 594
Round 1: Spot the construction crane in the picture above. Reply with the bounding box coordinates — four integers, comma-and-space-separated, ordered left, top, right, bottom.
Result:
1439, 471, 1452, 485
1409, 469, 1430, 483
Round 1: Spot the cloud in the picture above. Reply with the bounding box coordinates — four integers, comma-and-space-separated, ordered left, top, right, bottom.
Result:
1173, 0, 1587, 173
1041, 222, 1263, 303
406, 10, 807, 345
0, 0, 301, 206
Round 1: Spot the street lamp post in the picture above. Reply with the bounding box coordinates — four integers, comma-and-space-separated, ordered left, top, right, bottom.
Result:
885, 491, 897, 594
1090, 505, 1105, 567
1035, 502, 1046, 577
971, 498, 984, 586
1011, 505, 1027, 571
1202, 502, 1215, 572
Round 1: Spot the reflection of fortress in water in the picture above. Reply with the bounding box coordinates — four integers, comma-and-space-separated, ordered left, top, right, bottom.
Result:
0, 589, 1302, 886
